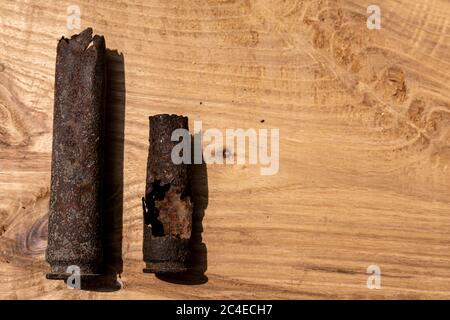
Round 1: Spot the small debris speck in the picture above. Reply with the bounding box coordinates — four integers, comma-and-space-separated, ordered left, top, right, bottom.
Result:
260, 119, 265, 123
223, 148, 232, 159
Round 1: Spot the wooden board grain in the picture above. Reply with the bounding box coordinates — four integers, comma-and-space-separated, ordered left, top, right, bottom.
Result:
1, 0, 450, 299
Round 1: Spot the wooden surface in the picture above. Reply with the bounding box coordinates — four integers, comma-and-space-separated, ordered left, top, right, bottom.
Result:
1, 0, 450, 299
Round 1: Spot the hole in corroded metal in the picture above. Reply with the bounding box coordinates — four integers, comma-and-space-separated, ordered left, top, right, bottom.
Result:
143, 180, 171, 236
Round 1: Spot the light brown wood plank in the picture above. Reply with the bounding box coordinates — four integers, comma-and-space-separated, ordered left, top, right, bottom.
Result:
1, 0, 450, 299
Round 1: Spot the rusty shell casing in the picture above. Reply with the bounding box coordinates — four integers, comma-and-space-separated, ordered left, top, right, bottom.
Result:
46, 28, 106, 280
143, 114, 193, 274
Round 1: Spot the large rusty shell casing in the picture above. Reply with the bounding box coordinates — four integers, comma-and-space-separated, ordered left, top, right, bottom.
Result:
46, 28, 106, 279
143, 114, 193, 273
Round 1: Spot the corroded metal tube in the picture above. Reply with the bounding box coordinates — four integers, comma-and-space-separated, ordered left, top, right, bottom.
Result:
46, 28, 106, 279
143, 114, 193, 274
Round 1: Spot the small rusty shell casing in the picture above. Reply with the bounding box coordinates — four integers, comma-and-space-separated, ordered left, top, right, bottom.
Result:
46, 28, 106, 280
143, 114, 193, 273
